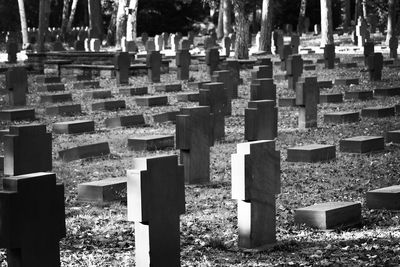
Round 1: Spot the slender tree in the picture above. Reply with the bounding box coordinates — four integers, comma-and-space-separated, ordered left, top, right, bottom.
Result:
88, 0, 103, 39
126, 0, 138, 41
386, 0, 396, 44
259, 0, 273, 52
60, 0, 70, 39
222, 0, 232, 37
17, 0, 29, 48
362, 0, 367, 18
231, 0, 253, 59
38, 0, 52, 52
320, 0, 334, 46
116, 0, 128, 47
297, 0, 307, 34
67, 0, 79, 32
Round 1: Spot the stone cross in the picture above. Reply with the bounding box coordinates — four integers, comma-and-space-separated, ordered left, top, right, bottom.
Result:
367, 52, 383, 81
127, 155, 185, 267
146, 50, 161, 83
245, 100, 278, 141
6, 66, 28, 106
4, 124, 52, 176
176, 106, 213, 184
154, 35, 163, 51
389, 36, 398, 59
205, 48, 220, 77
363, 41, 374, 66
176, 49, 191, 80
250, 78, 276, 104
296, 77, 319, 128
114, 52, 130, 85
279, 44, 292, 71
323, 44, 335, 69
6, 41, 18, 63
231, 140, 280, 249
222, 59, 240, 98
199, 82, 227, 140
212, 70, 233, 116
287, 54, 303, 90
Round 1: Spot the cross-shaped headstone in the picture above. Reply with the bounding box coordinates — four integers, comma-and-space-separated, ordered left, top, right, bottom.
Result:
146, 50, 161, 83
323, 44, 335, 69
367, 52, 383, 81
287, 54, 303, 90
205, 48, 220, 77
296, 76, 319, 128
212, 70, 233, 116
176, 49, 191, 80
114, 52, 130, 85
6, 66, 28, 106
250, 78, 276, 104
389, 36, 398, 59
245, 100, 277, 141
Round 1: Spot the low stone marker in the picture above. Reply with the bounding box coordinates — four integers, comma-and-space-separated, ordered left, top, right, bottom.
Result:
176, 92, 199, 102
38, 83, 65, 92
287, 144, 336, 162
46, 104, 82, 116
78, 177, 127, 203
154, 83, 182, 92
205, 48, 219, 77
176, 106, 213, 184
92, 100, 126, 111
344, 90, 374, 100
53, 120, 95, 134
128, 135, 174, 151
153, 111, 179, 124
250, 78, 276, 103
367, 186, 400, 210
36, 76, 61, 84
323, 44, 335, 69
84, 90, 112, 99
317, 80, 333, 89
386, 130, 400, 144
105, 115, 145, 128
304, 64, 316, 70
361, 106, 395, 118
114, 52, 130, 85
374, 87, 400, 97
0, 172, 66, 266
295, 202, 361, 229
135, 96, 168, 107
127, 155, 185, 267
324, 111, 360, 124
59, 142, 110, 162
319, 93, 343, 103
278, 97, 296, 107
176, 49, 191, 80
296, 77, 319, 128
340, 136, 384, 153
0, 108, 35, 121
367, 52, 383, 81
40, 93, 73, 104
119, 86, 148, 96
287, 55, 303, 90
334, 78, 359, 86
147, 50, 162, 83
231, 140, 280, 249
389, 36, 398, 59
4, 124, 52, 176
6, 66, 28, 106
72, 80, 100, 89
245, 100, 277, 141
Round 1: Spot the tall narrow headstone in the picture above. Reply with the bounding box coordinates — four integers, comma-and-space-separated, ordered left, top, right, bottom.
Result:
114, 52, 130, 85
89, 38, 100, 52
222, 36, 231, 57
245, 100, 278, 141
291, 34, 300, 54
356, 17, 367, 47
176, 49, 191, 80
6, 67, 28, 106
212, 70, 233, 116
146, 50, 161, 83
154, 35, 163, 51
250, 78, 276, 103
223, 59, 240, 98
205, 48, 219, 78
389, 36, 398, 59
141, 32, 148, 45
287, 54, 303, 90
296, 77, 319, 128
367, 52, 383, 81
279, 44, 292, 71
364, 41, 374, 66
161, 32, 169, 49
323, 44, 335, 69
6, 41, 18, 63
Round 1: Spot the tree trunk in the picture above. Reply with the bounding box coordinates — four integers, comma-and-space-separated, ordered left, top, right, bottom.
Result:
354, 0, 360, 21
116, 0, 128, 47
88, 0, 103, 39
386, 0, 396, 44
216, 0, 224, 39
297, 0, 307, 34
38, 0, 52, 52
107, 5, 117, 45
67, 0, 79, 31
341, 0, 350, 32
362, 0, 367, 19
260, 0, 273, 52
233, 1, 250, 59
60, 0, 70, 40
320, 0, 334, 46
17, 0, 29, 48
126, 0, 138, 41
222, 0, 232, 37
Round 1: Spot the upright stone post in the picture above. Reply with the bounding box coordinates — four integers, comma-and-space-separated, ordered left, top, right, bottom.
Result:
356, 17, 367, 47
250, 78, 276, 103
212, 70, 233, 116
323, 44, 335, 69
364, 41, 374, 66
0, 172, 66, 267
287, 54, 303, 90
296, 77, 319, 129
114, 52, 130, 85
127, 155, 185, 267
154, 35, 163, 51
6, 41, 18, 63
176, 106, 213, 184
367, 52, 383, 81
232, 140, 280, 249
291, 34, 300, 54
6, 67, 28, 106
176, 49, 191, 80
245, 100, 278, 141
205, 48, 219, 78
223, 59, 240, 98
251, 65, 273, 81
146, 49, 161, 83
389, 36, 398, 59
279, 44, 292, 71
222, 36, 231, 57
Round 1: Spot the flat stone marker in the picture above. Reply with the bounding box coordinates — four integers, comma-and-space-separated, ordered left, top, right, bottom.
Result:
6, 66, 28, 106
340, 136, 384, 153
154, 83, 182, 92
84, 90, 112, 99
176, 92, 199, 102
78, 177, 127, 203
295, 202, 361, 229
232, 140, 280, 249
386, 130, 400, 144
361, 106, 395, 118
153, 111, 179, 124
59, 142, 110, 162
374, 87, 400, 97
119, 86, 148, 96
304, 65, 316, 70
38, 83, 65, 92
114, 52, 130, 85
245, 100, 277, 141
287, 144, 336, 163
127, 155, 185, 267
296, 77, 319, 128
0, 108, 35, 121
40, 93, 72, 104
176, 106, 213, 184
317, 80, 333, 89
319, 93, 343, 103
53, 120, 95, 134
135, 96, 168, 107
4, 124, 52, 176
334, 78, 359, 86
105, 115, 145, 128
344, 90, 374, 101
36, 76, 61, 84
92, 100, 126, 111
147, 50, 162, 83
278, 97, 296, 107
128, 135, 174, 151
324, 111, 360, 124
46, 104, 82, 116
72, 80, 100, 89
0, 172, 66, 266
367, 185, 400, 210
205, 48, 219, 77
250, 78, 276, 103
338, 62, 358, 68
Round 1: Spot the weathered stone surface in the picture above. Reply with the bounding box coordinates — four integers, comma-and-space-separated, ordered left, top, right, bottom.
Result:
176, 92, 199, 102
78, 177, 127, 203
36, 76, 61, 84
287, 144, 336, 163
128, 135, 174, 151
72, 80, 100, 89
135, 96, 168, 107
38, 83, 65, 92
153, 111, 179, 124
278, 98, 296, 107
59, 142, 110, 162
53, 120, 95, 134
324, 112, 360, 124
46, 104, 82, 116
340, 136, 384, 153
374, 87, 400, 97
335, 78, 359, 85
154, 83, 182, 92
40, 93, 73, 104
105, 115, 145, 128
245, 100, 277, 141
84, 90, 112, 99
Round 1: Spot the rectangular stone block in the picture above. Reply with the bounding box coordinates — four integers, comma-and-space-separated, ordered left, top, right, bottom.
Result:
319, 93, 343, 103
128, 135, 175, 151
72, 80, 100, 89
287, 144, 336, 162
154, 83, 182, 92
338, 62, 358, 68
59, 142, 110, 162
304, 65, 316, 70
367, 186, 400, 210
40, 93, 72, 104
324, 112, 360, 124
340, 136, 384, 153
92, 100, 126, 111
344, 91, 374, 100
105, 115, 145, 128
0, 155, 3, 172
119, 86, 148, 96
317, 80, 333, 89
37, 83, 65, 92
374, 87, 400, 97
84, 90, 112, 99
334, 78, 359, 85
176, 92, 199, 102
0, 108, 35, 121
0, 129, 9, 143
295, 202, 361, 229
153, 111, 179, 124
135, 96, 168, 107
361, 106, 395, 118
78, 177, 127, 203
36, 76, 61, 84
386, 130, 400, 143
53, 120, 95, 134
278, 98, 296, 107
46, 104, 82, 116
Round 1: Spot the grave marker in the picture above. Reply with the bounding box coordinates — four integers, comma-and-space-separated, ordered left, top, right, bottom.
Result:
6, 41, 18, 63
287, 55, 303, 90
6, 67, 28, 106
245, 100, 277, 141
367, 52, 383, 81
323, 44, 335, 69
59, 142, 110, 162
53, 120, 95, 134
90, 38, 100, 52
364, 41, 374, 66
212, 70, 233, 115
250, 78, 276, 103
114, 52, 130, 85
367, 186, 400, 210
291, 34, 300, 54
154, 35, 163, 51
296, 77, 319, 128
105, 115, 145, 128
146, 50, 161, 83
287, 144, 336, 162
176, 49, 191, 80
78, 177, 127, 203
279, 44, 292, 71
340, 136, 384, 153
222, 36, 231, 57
46, 104, 82, 116
205, 48, 219, 77
389, 36, 398, 59
128, 135, 175, 151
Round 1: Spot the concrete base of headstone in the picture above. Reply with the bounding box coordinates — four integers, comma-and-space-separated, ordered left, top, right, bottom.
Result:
53, 120, 95, 134
287, 144, 336, 162
295, 202, 361, 229
317, 80, 333, 89
84, 90, 112, 99
92, 100, 126, 111
340, 136, 384, 153
344, 91, 374, 101
72, 80, 100, 89
128, 135, 174, 151
59, 142, 110, 162
135, 96, 168, 107
0, 108, 35, 121
324, 112, 360, 124
335, 78, 359, 85
386, 130, 400, 143
374, 87, 400, 97
46, 104, 82, 116
77, 177, 127, 203
154, 83, 182, 92
153, 111, 179, 124
37, 83, 65, 92
278, 98, 296, 107
119, 87, 148, 96
361, 107, 395, 118
40, 93, 73, 104
367, 186, 400, 210
176, 92, 200, 102
36, 76, 61, 84
105, 115, 145, 128
319, 93, 343, 103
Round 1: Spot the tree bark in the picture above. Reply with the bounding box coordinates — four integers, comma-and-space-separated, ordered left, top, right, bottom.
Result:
354, 0, 360, 21
320, 0, 334, 46
232, 1, 250, 59
67, 0, 79, 31
116, 0, 128, 47
88, 0, 103, 39
386, 0, 396, 44
216, 0, 224, 39
60, 0, 70, 40
341, 0, 350, 32
362, 0, 367, 18
17, 0, 29, 48
222, 0, 232, 37
259, 0, 273, 52
38, 0, 52, 52
126, 0, 138, 41
297, 0, 307, 34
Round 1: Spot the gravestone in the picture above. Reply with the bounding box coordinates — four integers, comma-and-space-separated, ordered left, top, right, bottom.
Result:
188, 31, 195, 46
368, 14, 378, 33
314, 24, 320, 35
161, 32, 169, 49
222, 59, 240, 98
251, 65, 273, 80
287, 144, 336, 162
74, 39, 84, 51
53, 120, 95, 134
344, 90, 373, 100
231, 140, 280, 249
296, 77, 319, 128
364, 41, 374, 66
46, 104, 82, 116
53, 40, 65, 51
0, 172, 66, 266
119, 86, 148, 96
179, 38, 190, 50
324, 111, 359, 124
154, 35, 163, 51
291, 34, 300, 54
127, 155, 185, 267
304, 17, 310, 33
361, 106, 394, 118
176, 106, 213, 184
255, 32, 261, 51
389, 36, 398, 59
279, 44, 292, 71
356, 17, 367, 47
287, 55, 303, 90
387, 130, 400, 144
273, 30, 284, 55
121, 37, 138, 52
141, 32, 148, 45
367, 185, 400, 210
171, 34, 180, 51
245, 100, 277, 141
152, 111, 179, 124
128, 135, 174, 151
176, 49, 191, 80
0, 108, 35, 121
323, 44, 335, 69
6, 67, 28, 106
222, 36, 231, 57
146, 50, 161, 83
84, 38, 90, 51
90, 38, 100, 52
205, 48, 219, 77
6, 41, 18, 63
105, 115, 145, 128
212, 70, 233, 115
4, 124, 52, 176
250, 78, 276, 103
135, 96, 168, 107
114, 52, 130, 85
78, 177, 127, 203
92, 100, 126, 111
59, 142, 110, 162
340, 136, 384, 153
367, 52, 383, 81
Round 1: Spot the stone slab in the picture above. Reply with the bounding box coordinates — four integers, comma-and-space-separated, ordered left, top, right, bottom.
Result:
37, 83, 65, 92
36, 76, 61, 84
0, 108, 35, 121
287, 144, 336, 163
367, 185, 400, 210
374, 87, 400, 97
340, 136, 384, 153
319, 93, 343, 103
59, 142, 110, 162
128, 135, 174, 151
324, 111, 360, 124
176, 92, 200, 102
344, 91, 374, 100
105, 115, 145, 128
77, 177, 127, 203
92, 100, 126, 111
304, 65, 316, 70
84, 90, 112, 99
386, 130, 400, 143
40, 93, 73, 104
53, 120, 95, 134
119, 87, 148, 96
46, 104, 82, 116
154, 83, 182, 92
135, 96, 168, 107
152, 111, 179, 124
317, 80, 333, 89
334, 78, 359, 85
278, 98, 296, 107
72, 80, 100, 90
361, 106, 395, 118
